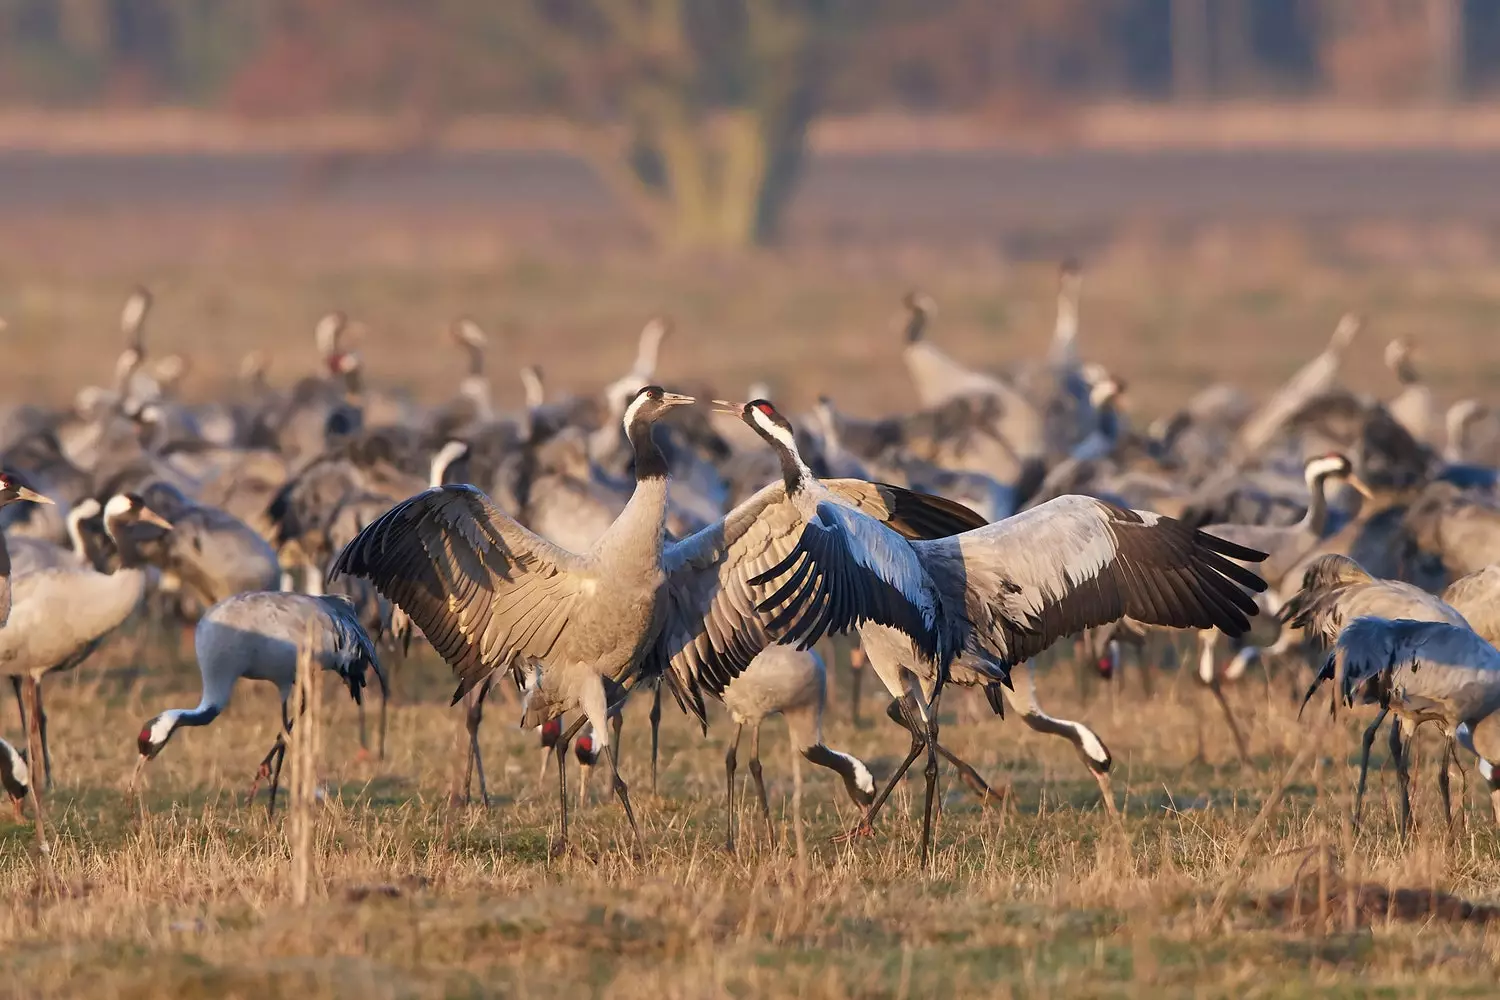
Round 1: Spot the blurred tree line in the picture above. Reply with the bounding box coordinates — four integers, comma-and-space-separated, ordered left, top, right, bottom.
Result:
2, 0, 1492, 246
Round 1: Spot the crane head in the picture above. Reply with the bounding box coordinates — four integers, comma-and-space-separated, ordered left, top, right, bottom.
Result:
621, 385, 695, 434
137, 710, 184, 760
0, 739, 28, 816
0, 472, 52, 509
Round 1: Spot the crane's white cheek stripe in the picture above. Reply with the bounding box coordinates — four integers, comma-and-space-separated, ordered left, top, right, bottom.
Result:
1074, 724, 1109, 766
2, 745, 27, 787
836, 751, 875, 795
149, 712, 180, 746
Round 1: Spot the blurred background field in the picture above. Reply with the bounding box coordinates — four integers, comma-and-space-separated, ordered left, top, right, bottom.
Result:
5, 2, 1500, 997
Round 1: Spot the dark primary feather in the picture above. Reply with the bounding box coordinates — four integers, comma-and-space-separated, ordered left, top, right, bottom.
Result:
871, 481, 990, 538
750, 500, 950, 667
329, 484, 576, 702
651, 482, 983, 729
917, 497, 1268, 669
318, 593, 386, 703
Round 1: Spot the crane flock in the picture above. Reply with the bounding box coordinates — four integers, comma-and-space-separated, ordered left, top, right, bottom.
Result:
2, 263, 1499, 861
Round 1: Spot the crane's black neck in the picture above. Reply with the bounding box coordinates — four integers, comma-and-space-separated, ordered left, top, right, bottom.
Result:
177, 705, 220, 729
105, 515, 149, 570
627, 417, 669, 481
1301, 471, 1332, 536
1393, 357, 1418, 386
776, 442, 807, 495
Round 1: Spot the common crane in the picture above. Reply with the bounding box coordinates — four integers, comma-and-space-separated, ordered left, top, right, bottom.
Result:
334, 387, 989, 856
701, 398, 1268, 863
135, 591, 384, 813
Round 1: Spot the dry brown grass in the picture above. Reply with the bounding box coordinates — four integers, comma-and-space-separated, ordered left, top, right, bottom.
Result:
6, 626, 1500, 998
2, 208, 1500, 421
8, 620, 1500, 995
3, 208, 1500, 995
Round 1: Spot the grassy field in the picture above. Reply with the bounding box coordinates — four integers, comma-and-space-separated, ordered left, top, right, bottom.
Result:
1, 208, 1500, 417
7, 628, 1500, 998
2, 203, 1500, 995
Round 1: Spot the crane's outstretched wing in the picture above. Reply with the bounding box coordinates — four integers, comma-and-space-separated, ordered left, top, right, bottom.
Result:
915, 495, 1268, 665
823, 479, 990, 538
328, 484, 586, 699
653, 481, 968, 727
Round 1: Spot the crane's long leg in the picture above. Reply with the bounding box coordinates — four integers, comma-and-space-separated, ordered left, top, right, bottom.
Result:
1206, 676, 1251, 765
605, 743, 642, 856
21, 679, 40, 792
883, 699, 999, 802
550, 728, 570, 858
1353, 707, 1388, 827
1438, 736, 1456, 832
1391, 717, 1412, 840
266, 736, 289, 818
245, 733, 285, 806
749, 721, 775, 845
10, 676, 23, 732
377, 681, 389, 762
34, 680, 51, 790
463, 678, 492, 808
919, 689, 943, 868
551, 677, 641, 856
724, 723, 742, 853
835, 695, 925, 843
648, 679, 662, 795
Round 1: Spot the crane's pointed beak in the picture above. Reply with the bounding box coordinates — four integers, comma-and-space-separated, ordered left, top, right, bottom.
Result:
660, 392, 695, 408
128, 754, 147, 793
16, 487, 51, 505
711, 399, 743, 416
139, 506, 173, 531
1347, 475, 1375, 500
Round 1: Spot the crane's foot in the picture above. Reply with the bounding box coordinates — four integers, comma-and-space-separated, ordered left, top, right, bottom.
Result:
245, 763, 272, 807
832, 821, 875, 844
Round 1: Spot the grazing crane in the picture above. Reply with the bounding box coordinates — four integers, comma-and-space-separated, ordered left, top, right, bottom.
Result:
1312, 615, 1500, 835
550, 645, 877, 852
698, 398, 1268, 863
0, 734, 29, 819
134, 591, 384, 813
333, 387, 983, 855
1289, 555, 1500, 829
2, 492, 169, 790
719, 646, 874, 852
